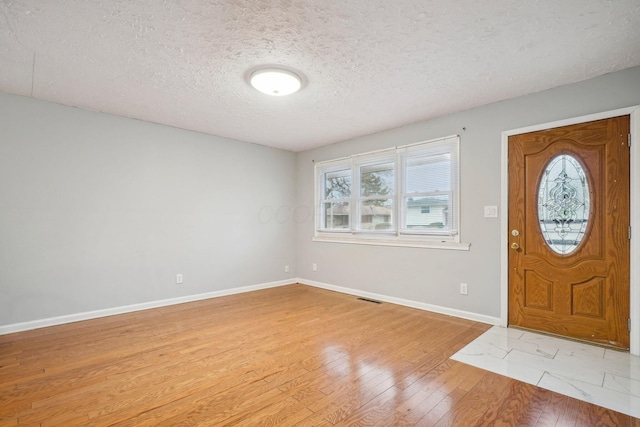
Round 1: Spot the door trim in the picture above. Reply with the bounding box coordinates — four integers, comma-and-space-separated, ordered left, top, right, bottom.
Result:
500, 106, 640, 355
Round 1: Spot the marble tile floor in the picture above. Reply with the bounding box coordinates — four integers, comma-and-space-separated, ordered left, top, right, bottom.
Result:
451, 326, 640, 419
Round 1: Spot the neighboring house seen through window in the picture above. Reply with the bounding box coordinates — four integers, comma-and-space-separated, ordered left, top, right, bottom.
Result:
314, 135, 467, 249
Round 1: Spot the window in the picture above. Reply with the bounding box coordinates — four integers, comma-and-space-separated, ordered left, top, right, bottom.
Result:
358, 160, 394, 231
322, 164, 351, 230
314, 135, 468, 250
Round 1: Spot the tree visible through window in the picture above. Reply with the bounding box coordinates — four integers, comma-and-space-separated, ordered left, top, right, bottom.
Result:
315, 135, 461, 245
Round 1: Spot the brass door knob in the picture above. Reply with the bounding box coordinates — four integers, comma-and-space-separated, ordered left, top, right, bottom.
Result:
511, 242, 520, 250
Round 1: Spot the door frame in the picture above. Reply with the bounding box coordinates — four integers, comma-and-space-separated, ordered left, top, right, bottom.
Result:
500, 106, 640, 355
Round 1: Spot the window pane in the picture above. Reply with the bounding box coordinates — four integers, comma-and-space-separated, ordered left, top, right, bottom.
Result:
359, 199, 393, 230
325, 170, 351, 199
324, 202, 350, 229
405, 196, 449, 229
360, 163, 394, 197
407, 155, 450, 193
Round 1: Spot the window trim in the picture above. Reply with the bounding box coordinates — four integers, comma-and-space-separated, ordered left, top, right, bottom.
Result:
313, 135, 470, 250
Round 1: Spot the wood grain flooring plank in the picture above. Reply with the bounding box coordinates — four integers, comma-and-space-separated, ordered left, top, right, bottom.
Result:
430, 370, 513, 426
150, 380, 286, 427
0, 417, 18, 427
222, 396, 312, 427
414, 386, 468, 426
573, 400, 634, 427
530, 388, 572, 427
472, 377, 540, 426
332, 385, 401, 426
106, 371, 263, 427
0, 284, 635, 426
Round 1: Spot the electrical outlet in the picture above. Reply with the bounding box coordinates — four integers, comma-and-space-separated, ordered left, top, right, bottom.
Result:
284, 265, 290, 273
484, 206, 498, 218
460, 283, 468, 295
312, 263, 317, 271
176, 274, 183, 284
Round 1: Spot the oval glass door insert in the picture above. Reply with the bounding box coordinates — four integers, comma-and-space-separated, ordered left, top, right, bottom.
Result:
538, 154, 590, 254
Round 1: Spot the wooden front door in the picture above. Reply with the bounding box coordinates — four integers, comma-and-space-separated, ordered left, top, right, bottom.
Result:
508, 116, 630, 349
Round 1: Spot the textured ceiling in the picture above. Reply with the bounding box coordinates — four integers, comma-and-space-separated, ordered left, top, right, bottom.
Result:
1, 1, 640, 152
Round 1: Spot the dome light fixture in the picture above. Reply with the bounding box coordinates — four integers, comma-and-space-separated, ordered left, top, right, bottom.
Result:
250, 68, 302, 96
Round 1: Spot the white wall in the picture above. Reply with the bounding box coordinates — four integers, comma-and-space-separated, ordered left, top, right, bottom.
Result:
295, 66, 640, 320
0, 93, 296, 326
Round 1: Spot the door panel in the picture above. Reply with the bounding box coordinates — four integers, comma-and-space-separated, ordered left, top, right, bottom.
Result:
508, 116, 630, 349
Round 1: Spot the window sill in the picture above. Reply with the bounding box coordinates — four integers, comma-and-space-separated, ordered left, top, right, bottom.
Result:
312, 234, 471, 250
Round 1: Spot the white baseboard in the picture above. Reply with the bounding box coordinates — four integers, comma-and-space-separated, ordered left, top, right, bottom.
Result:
0, 279, 292, 336
298, 278, 501, 326
1, 278, 501, 336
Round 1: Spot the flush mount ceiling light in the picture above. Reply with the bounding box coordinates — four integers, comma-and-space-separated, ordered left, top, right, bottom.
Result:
250, 68, 302, 96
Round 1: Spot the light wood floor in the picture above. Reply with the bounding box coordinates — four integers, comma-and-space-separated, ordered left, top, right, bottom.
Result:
1, 284, 638, 426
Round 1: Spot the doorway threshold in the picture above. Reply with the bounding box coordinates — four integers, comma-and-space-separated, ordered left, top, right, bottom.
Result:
451, 326, 640, 418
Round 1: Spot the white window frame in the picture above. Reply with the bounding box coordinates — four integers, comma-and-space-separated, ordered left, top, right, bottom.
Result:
313, 135, 470, 250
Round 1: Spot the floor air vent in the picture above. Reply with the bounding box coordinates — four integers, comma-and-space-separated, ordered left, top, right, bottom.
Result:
357, 297, 382, 304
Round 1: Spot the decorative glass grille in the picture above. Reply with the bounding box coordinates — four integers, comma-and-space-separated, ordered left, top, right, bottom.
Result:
537, 154, 590, 254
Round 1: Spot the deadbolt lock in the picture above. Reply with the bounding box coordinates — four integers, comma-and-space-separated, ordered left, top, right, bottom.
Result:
511, 229, 520, 236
